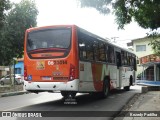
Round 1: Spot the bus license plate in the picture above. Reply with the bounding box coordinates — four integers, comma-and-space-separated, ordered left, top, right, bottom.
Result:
42, 76, 52, 80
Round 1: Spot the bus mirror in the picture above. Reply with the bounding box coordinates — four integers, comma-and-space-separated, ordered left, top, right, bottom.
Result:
137, 60, 139, 64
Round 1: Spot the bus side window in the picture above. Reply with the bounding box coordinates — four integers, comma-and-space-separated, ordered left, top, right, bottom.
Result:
93, 40, 99, 61
132, 56, 134, 66
124, 52, 127, 65
99, 42, 106, 62
79, 39, 86, 60
116, 52, 121, 68
121, 51, 125, 65
105, 45, 108, 62
128, 53, 132, 66
121, 51, 128, 65
108, 46, 115, 64
133, 56, 137, 71
86, 39, 94, 60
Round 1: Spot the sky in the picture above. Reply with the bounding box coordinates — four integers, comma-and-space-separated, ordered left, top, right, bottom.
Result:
12, 0, 149, 48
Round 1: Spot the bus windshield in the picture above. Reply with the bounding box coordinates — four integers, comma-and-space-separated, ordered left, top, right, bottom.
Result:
26, 28, 71, 59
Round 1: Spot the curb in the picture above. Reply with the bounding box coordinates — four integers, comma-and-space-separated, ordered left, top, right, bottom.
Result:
0, 91, 29, 97
140, 85, 160, 93
147, 86, 160, 91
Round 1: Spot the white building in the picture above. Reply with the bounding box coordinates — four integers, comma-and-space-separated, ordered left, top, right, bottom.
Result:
127, 37, 160, 81
0, 66, 9, 77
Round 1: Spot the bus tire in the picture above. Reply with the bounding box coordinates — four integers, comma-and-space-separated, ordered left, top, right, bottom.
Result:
124, 86, 130, 91
100, 79, 110, 98
70, 92, 76, 98
124, 76, 132, 91
61, 91, 76, 98
61, 91, 68, 98
130, 76, 133, 86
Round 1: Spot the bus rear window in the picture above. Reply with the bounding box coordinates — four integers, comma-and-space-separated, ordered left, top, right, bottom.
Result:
27, 28, 71, 59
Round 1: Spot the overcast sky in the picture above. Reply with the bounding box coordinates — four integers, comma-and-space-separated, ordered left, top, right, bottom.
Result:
13, 0, 149, 48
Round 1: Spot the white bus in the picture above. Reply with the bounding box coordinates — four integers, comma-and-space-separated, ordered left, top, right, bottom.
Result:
24, 25, 137, 98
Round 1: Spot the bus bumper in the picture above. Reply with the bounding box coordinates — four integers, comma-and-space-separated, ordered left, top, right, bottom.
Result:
24, 79, 79, 92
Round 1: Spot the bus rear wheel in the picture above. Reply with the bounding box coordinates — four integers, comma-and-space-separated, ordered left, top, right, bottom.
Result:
61, 91, 76, 98
124, 86, 130, 91
99, 79, 110, 98
124, 76, 132, 91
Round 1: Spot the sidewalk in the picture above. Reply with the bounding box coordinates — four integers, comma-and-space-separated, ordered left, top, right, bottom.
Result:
0, 84, 29, 97
114, 86, 160, 120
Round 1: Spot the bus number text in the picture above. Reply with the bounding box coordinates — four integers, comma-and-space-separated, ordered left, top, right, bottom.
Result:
48, 60, 67, 65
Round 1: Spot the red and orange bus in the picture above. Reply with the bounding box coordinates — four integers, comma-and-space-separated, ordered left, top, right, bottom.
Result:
24, 25, 136, 98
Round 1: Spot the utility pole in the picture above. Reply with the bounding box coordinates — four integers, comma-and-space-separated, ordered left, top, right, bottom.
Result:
111, 37, 119, 43
13, 58, 17, 90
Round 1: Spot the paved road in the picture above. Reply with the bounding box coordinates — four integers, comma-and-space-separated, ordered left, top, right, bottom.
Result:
0, 86, 142, 120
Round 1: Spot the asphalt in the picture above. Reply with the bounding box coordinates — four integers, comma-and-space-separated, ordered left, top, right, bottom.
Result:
0, 84, 160, 120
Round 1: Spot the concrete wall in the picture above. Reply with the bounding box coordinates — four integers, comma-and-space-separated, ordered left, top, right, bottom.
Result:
0, 66, 10, 77
132, 38, 154, 58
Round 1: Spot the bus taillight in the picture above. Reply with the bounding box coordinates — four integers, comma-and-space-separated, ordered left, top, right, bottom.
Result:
24, 66, 28, 80
69, 64, 75, 81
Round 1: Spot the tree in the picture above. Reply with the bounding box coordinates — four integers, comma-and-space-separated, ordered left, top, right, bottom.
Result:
0, 0, 10, 30
79, 0, 160, 30
0, 0, 38, 65
149, 33, 160, 56
78, 0, 160, 55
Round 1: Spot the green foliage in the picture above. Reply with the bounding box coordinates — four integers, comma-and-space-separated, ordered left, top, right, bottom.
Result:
79, 0, 160, 30
150, 39, 160, 56
0, 0, 10, 29
115, 0, 160, 30
0, 0, 38, 65
79, 0, 112, 14
148, 33, 160, 56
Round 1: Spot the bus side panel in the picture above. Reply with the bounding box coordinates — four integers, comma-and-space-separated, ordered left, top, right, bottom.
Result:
116, 68, 120, 88
120, 67, 133, 87
78, 62, 93, 92
107, 65, 118, 89
79, 62, 118, 92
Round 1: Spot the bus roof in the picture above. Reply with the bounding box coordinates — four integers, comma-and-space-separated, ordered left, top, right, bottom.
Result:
26, 25, 76, 32
26, 24, 135, 56
77, 26, 135, 55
